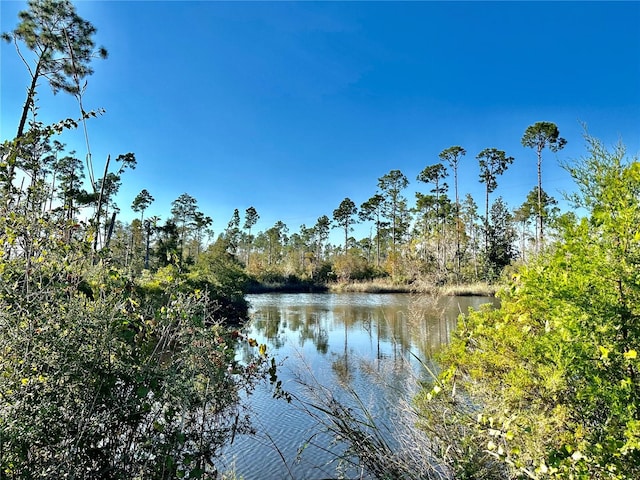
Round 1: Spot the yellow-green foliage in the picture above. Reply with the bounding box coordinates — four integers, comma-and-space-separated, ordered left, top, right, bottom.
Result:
417, 137, 640, 479
0, 226, 270, 478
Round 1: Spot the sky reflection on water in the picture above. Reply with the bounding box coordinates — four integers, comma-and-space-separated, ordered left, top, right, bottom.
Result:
222, 292, 497, 479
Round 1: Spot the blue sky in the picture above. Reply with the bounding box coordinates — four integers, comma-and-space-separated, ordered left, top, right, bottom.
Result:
2, 1, 639, 242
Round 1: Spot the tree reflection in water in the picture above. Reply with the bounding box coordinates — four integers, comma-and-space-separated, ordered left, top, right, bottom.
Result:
225, 292, 497, 480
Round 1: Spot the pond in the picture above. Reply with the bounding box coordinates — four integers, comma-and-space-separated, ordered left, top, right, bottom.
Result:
221, 292, 497, 479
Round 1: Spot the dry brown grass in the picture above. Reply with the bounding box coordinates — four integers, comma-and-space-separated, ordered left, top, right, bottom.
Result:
438, 282, 498, 297
328, 279, 498, 296
328, 279, 412, 293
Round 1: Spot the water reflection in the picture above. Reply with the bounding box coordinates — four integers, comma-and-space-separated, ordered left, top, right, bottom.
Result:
224, 293, 497, 479
249, 293, 492, 360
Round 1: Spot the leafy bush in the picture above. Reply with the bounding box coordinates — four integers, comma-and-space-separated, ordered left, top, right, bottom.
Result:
418, 136, 640, 479
1, 2, 276, 474
0, 226, 271, 479
332, 253, 387, 282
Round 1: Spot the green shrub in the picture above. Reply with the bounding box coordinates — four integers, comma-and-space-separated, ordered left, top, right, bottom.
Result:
418, 137, 640, 479
0, 232, 271, 479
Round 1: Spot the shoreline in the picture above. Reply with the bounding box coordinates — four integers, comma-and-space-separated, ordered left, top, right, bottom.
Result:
246, 280, 498, 296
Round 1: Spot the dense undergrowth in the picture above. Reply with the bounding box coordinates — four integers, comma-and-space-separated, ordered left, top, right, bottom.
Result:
414, 137, 640, 479
0, 1, 276, 476
0, 215, 274, 478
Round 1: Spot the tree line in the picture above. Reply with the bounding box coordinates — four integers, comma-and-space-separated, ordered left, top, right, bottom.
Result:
101, 121, 565, 286
1, 0, 568, 287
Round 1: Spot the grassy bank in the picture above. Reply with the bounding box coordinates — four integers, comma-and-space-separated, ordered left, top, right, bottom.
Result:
437, 282, 498, 297
330, 279, 497, 296
328, 279, 412, 293
247, 278, 497, 296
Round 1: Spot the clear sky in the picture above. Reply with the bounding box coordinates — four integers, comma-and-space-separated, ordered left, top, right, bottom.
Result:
2, 1, 639, 242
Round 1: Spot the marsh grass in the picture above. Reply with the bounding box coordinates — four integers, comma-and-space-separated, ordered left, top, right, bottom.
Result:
329, 279, 498, 296
328, 279, 412, 293
284, 358, 507, 479
282, 351, 467, 480
437, 282, 497, 297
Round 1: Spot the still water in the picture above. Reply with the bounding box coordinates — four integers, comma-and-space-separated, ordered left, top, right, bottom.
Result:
221, 293, 497, 479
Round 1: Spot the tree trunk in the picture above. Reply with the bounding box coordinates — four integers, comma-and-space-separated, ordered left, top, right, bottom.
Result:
105, 211, 117, 248
16, 60, 43, 140
537, 144, 543, 250
7, 59, 44, 189
485, 188, 490, 254
344, 225, 348, 254
454, 167, 461, 280
376, 218, 381, 267
93, 155, 111, 251
144, 221, 151, 270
